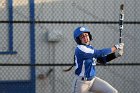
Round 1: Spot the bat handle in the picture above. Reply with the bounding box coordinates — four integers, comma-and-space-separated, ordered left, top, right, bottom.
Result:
119, 30, 122, 43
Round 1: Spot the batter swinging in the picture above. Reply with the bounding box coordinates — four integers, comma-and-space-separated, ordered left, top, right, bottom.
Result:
72, 26, 124, 93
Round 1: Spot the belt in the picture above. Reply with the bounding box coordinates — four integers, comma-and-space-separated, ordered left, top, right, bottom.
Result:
80, 76, 94, 81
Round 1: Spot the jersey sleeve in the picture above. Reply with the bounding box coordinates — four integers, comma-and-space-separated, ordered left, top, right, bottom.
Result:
76, 45, 112, 59
76, 45, 95, 59
94, 48, 112, 58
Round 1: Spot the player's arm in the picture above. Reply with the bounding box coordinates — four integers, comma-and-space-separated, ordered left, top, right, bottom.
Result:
97, 53, 116, 65
97, 44, 124, 65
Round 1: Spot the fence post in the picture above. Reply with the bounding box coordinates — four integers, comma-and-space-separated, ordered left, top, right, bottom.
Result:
8, 0, 13, 51
29, 0, 36, 93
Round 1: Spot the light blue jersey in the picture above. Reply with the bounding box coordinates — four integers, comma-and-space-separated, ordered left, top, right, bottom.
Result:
74, 45, 112, 79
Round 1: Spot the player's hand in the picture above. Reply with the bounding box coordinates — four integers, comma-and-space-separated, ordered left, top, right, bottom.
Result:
114, 43, 124, 57
114, 43, 124, 50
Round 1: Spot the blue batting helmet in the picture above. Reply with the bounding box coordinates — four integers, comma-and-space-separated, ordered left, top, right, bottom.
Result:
73, 26, 92, 44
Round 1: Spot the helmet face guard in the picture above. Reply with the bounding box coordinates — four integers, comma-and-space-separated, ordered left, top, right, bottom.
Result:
73, 26, 92, 44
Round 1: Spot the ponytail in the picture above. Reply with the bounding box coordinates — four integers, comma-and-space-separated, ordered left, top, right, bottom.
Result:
63, 55, 75, 72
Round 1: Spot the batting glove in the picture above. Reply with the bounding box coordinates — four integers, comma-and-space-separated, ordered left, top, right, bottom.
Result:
115, 43, 124, 57
114, 43, 124, 50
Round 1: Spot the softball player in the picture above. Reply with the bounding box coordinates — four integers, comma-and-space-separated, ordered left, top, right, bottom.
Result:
72, 26, 124, 93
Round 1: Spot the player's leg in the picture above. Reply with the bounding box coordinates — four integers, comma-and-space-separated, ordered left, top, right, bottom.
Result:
72, 77, 91, 93
89, 77, 118, 93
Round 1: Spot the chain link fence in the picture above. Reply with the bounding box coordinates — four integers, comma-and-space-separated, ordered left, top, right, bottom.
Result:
0, 0, 140, 93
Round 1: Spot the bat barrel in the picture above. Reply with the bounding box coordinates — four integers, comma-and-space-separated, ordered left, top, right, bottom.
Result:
119, 6, 124, 43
